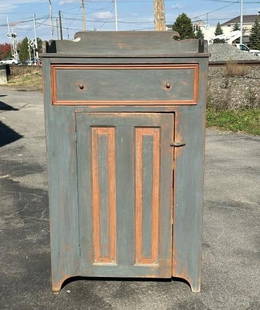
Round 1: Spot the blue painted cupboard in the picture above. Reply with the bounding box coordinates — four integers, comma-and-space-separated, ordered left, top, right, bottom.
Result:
42, 32, 208, 293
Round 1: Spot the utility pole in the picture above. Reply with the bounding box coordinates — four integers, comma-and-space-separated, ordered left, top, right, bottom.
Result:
81, 0, 87, 31
240, 0, 243, 44
56, 18, 59, 40
33, 14, 39, 62
6, 16, 13, 56
28, 41, 32, 63
113, 0, 118, 31
59, 10, 63, 40
154, 0, 166, 31
48, 0, 54, 38
6, 16, 19, 61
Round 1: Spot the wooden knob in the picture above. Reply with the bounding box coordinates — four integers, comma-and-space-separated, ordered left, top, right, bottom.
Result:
165, 82, 171, 89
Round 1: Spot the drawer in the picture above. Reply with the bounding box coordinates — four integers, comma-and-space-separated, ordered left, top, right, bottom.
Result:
51, 64, 199, 105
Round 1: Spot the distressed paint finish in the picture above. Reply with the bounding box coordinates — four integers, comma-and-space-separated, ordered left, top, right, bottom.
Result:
75, 113, 173, 278
91, 127, 117, 264
42, 31, 207, 58
42, 32, 208, 293
51, 64, 199, 105
135, 128, 160, 265
172, 60, 208, 292
42, 59, 80, 292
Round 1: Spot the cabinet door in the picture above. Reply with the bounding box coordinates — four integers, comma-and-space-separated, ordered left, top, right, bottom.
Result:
76, 113, 174, 278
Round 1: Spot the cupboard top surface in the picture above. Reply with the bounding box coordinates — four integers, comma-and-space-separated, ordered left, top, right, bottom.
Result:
41, 31, 209, 58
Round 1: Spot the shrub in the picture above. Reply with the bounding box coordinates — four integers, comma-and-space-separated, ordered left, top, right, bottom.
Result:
224, 62, 249, 77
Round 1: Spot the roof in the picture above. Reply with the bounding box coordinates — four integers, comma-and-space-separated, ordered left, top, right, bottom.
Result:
221, 15, 260, 26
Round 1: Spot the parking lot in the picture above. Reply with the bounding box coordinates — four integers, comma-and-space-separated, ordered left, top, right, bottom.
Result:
0, 87, 259, 309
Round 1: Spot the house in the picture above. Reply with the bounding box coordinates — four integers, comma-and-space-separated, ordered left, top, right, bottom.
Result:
221, 14, 260, 43
166, 14, 259, 44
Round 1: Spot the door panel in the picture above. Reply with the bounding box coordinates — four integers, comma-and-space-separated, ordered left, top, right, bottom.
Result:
91, 127, 116, 264
76, 113, 174, 278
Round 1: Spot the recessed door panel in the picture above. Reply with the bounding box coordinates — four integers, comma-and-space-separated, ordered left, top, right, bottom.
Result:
76, 113, 174, 278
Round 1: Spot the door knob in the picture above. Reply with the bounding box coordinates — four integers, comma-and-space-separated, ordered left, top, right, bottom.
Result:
170, 142, 186, 147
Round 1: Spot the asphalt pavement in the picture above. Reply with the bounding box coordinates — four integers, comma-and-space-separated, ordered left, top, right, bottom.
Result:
0, 87, 259, 310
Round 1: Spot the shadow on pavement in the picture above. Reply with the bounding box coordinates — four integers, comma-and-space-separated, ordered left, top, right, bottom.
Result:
0, 100, 19, 111
0, 121, 23, 147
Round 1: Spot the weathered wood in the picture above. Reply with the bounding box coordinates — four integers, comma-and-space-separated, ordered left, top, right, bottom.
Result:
52, 64, 198, 105
42, 33, 208, 293
172, 59, 208, 292
76, 113, 173, 277
43, 59, 80, 292
42, 31, 208, 58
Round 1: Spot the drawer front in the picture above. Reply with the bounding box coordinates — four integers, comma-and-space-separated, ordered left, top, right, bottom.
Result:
51, 64, 199, 105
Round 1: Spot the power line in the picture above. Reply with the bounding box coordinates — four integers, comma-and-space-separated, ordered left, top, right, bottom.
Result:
191, 2, 237, 20
62, 16, 153, 23
0, 16, 48, 28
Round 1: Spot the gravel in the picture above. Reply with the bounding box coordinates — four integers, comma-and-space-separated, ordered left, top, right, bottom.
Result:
209, 43, 260, 62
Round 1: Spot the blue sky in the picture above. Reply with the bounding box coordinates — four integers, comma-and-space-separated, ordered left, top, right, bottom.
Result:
0, 0, 259, 42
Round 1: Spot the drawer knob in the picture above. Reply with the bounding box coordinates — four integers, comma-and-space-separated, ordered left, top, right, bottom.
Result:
165, 82, 171, 89
79, 84, 85, 90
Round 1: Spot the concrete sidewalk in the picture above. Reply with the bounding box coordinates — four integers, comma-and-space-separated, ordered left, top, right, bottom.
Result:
0, 87, 259, 310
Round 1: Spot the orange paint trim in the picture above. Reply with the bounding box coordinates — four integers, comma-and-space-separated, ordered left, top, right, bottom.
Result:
135, 128, 160, 265
51, 64, 199, 106
92, 127, 116, 264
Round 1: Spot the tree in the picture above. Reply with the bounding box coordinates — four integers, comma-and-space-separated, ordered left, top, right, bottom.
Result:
213, 22, 225, 43
18, 37, 29, 62
0, 43, 12, 60
37, 37, 43, 54
249, 19, 260, 50
232, 22, 240, 31
172, 13, 195, 40
195, 25, 204, 39
215, 22, 223, 35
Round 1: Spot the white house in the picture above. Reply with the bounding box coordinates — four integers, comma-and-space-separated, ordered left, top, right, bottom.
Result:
167, 14, 260, 44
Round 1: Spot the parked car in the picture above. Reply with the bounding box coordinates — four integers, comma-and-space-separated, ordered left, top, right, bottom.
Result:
23, 59, 33, 66
23, 58, 41, 66
235, 44, 260, 56
0, 58, 19, 65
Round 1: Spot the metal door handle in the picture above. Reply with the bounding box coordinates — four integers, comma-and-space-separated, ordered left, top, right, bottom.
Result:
170, 142, 186, 147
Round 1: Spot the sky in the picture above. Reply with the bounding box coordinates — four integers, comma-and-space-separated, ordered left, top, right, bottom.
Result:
0, 0, 259, 43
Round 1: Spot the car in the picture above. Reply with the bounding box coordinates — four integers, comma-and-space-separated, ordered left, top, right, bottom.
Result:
23, 59, 33, 66
0, 58, 19, 65
235, 44, 260, 56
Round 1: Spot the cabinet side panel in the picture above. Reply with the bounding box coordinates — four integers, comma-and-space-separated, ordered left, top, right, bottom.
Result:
173, 59, 208, 292
43, 59, 80, 289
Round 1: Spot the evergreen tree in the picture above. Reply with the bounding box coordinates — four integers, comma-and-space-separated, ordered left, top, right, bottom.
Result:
249, 19, 260, 50
195, 25, 204, 39
18, 37, 30, 62
215, 22, 223, 35
213, 22, 225, 43
232, 22, 240, 31
172, 13, 195, 40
